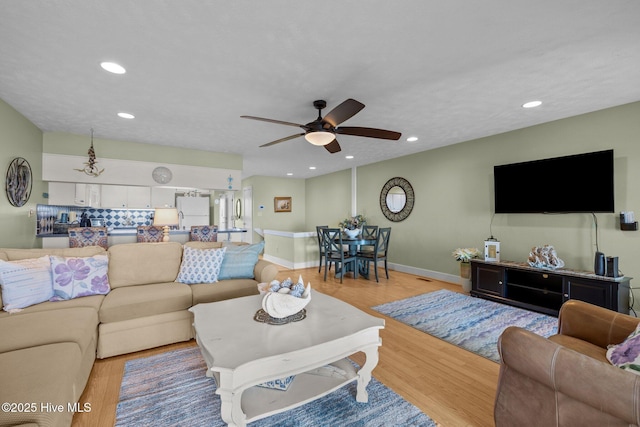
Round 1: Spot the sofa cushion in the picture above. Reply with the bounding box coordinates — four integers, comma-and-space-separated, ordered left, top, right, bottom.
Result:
0, 246, 105, 261
0, 307, 98, 354
176, 246, 226, 284
218, 241, 265, 280
107, 242, 183, 288
0, 255, 53, 311
99, 282, 192, 323
0, 343, 82, 427
191, 279, 259, 305
50, 254, 110, 300
0, 294, 104, 319
184, 241, 225, 250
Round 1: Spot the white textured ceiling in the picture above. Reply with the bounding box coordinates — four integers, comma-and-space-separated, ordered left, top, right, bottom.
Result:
1, 1, 639, 179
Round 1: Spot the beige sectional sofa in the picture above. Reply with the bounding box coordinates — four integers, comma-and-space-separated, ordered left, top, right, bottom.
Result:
0, 241, 278, 427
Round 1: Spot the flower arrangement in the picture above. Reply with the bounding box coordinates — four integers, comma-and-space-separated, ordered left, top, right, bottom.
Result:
452, 248, 481, 263
339, 214, 366, 230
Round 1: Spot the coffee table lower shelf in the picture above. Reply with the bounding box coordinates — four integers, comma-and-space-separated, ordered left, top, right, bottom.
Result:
240, 358, 357, 423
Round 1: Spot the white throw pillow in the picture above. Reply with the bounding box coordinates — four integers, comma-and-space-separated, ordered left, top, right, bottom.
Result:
0, 256, 53, 311
176, 246, 226, 284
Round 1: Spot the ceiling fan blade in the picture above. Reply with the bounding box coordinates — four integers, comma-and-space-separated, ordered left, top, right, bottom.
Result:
324, 139, 341, 153
335, 126, 402, 140
259, 133, 305, 147
241, 115, 306, 129
323, 99, 365, 127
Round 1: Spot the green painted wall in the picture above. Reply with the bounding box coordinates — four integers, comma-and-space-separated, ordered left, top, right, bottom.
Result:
43, 132, 242, 170
0, 99, 45, 248
355, 101, 640, 284
242, 176, 306, 235
304, 169, 352, 230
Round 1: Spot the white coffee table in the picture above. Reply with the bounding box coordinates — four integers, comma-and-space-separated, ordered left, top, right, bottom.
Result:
189, 291, 385, 427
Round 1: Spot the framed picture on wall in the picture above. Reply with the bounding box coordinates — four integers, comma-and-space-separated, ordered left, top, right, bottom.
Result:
274, 197, 292, 212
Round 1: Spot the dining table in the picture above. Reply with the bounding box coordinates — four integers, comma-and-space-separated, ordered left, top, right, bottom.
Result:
335, 234, 376, 279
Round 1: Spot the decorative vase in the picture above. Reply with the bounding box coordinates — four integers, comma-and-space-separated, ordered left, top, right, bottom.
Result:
344, 228, 361, 238
459, 262, 472, 293
459, 261, 471, 279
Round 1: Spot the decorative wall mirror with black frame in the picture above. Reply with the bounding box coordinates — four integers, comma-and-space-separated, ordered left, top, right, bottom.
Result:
379, 177, 414, 222
5, 157, 32, 207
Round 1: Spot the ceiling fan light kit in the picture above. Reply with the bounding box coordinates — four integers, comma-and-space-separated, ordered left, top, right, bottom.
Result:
305, 131, 334, 146
241, 98, 401, 154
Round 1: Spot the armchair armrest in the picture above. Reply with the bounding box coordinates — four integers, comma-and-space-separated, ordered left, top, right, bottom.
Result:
254, 259, 278, 284
496, 326, 640, 426
557, 300, 639, 349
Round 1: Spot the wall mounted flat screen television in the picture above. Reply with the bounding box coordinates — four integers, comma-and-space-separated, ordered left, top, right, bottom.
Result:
494, 149, 614, 213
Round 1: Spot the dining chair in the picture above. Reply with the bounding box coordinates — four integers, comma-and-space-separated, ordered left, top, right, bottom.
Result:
357, 227, 391, 282
68, 227, 109, 250
359, 225, 379, 254
321, 228, 356, 283
316, 225, 329, 273
190, 225, 218, 242
136, 225, 165, 243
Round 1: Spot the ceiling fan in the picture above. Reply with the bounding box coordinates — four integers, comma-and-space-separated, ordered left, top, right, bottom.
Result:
241, 99, 401, 153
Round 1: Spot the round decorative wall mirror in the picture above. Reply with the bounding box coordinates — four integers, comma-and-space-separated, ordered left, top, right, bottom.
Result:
379, 177, 415, 222
235, 198, 242, 220
5, 157, 32, 207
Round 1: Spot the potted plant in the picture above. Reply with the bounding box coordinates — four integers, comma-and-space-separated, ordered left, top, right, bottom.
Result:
452, 248, 481, 291
340, 214, 366, 238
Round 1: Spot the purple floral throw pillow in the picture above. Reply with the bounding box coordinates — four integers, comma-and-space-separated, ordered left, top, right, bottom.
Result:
606, 323, 640, 375
49, 254, 110, 301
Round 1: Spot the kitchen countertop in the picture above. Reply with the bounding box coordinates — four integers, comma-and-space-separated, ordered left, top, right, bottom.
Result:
38, 228, 189, 237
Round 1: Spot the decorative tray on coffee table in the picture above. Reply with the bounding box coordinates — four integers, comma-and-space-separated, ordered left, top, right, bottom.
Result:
254, 309, 306, 325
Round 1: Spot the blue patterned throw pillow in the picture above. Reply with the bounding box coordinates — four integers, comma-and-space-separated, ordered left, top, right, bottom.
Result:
218, 241, 265, 280
177, 246, 227, 284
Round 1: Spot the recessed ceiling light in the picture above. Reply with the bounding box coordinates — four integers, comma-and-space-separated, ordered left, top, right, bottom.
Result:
100, 62, 126, 74
345, 155, 354, 159
286, 172, 293, 176
406, 136, 419, 142
309, 166, 316, 170
117, 112, 135, 119
522, 100, 542, 108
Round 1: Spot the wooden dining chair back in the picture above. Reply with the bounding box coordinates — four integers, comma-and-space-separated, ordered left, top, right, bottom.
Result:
68, 227, 109, 250
189, 225, 218, 242
316, 225, 329, 273
321, 228, 356, 283
357, 227, 391, 282
136, 225, 165, 243
359, 225, 379, 253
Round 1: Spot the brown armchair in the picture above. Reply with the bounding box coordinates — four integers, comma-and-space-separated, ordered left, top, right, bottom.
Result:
495, 300, 640, 427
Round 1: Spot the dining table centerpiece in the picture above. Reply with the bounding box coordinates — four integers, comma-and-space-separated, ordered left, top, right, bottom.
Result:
340, 214, 366, 238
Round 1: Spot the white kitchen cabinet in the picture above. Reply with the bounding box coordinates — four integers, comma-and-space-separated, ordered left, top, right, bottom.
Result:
101, 185, 151, 208
48, 182, 76, 205
151, 187, 176, 208
127, 186, 151, 208
48, 182, 100, 207
74, 183, 101, 207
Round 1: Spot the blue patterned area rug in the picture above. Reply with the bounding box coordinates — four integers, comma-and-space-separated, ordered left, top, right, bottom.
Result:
372, 289, 558, 363
116, 346, 436, 427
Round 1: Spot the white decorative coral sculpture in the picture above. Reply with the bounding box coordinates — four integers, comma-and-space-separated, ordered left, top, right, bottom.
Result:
528, 245, 565, 270
261, 275, 311, 318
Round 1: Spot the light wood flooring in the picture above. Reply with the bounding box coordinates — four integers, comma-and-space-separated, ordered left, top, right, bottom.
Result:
72, 266, 499, 427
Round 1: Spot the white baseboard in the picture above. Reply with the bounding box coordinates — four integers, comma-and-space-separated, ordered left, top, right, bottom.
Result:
262, 254, 317, 270
263, 256, 463, 288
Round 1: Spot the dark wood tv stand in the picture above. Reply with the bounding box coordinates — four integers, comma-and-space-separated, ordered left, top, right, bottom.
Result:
470, 259, 631, 316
